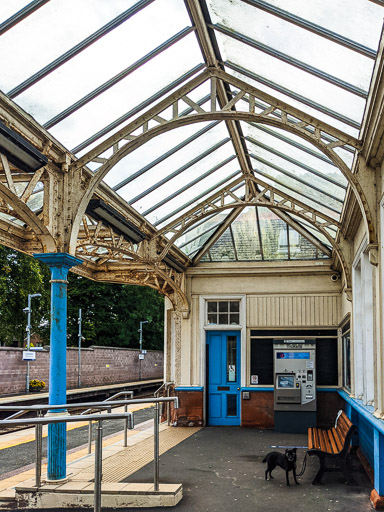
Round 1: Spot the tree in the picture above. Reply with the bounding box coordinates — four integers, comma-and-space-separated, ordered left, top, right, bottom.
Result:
0, 247, 50, 345
0, 246, 165, 350
66, 275, 165, 350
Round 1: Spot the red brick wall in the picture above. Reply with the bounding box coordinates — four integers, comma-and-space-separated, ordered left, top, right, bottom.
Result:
0, 346, 163, 395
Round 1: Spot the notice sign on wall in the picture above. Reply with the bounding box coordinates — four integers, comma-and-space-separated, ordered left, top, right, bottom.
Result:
251, 375, 258, 384
22, 351, 36, 361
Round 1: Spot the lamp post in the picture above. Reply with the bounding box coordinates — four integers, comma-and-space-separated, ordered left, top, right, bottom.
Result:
78, 309, 82, 388
138, 320, 149, 381
24, 293, 41, 393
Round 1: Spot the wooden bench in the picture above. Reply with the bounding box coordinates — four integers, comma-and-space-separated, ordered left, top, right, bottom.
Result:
307, 410, 356, 485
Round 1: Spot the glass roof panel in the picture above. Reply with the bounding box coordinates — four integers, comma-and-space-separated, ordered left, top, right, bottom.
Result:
34, 34, 202, 149
0, 0, 136, 91
13, 3, 192, 125
231, 208, 262, 261
242, 122, 348, 190
155, 175, 243, 229
175, 210, 233, 256
208, 0, 375, 92
204, 206, 331, 262
0, 1, 31, 22
226, 65, 361, 136
288, 227, 327, 260
210, 31, 364, 136
264, 0, 383, 50
208, 228, 236, 261
289, 214, 333, 248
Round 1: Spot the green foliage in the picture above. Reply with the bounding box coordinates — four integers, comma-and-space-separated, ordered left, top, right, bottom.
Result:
0, 247, 50, 345
66, 275, 164, 350
0, 246, 164, 350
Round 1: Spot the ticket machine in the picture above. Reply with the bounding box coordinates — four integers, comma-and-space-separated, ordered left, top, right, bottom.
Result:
273, 339, 316, 433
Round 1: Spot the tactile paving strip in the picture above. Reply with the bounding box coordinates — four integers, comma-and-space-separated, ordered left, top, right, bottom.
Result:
102, 426, 201, 482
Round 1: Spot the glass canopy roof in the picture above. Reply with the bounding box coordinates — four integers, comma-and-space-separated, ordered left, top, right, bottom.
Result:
0, 0, 382, 265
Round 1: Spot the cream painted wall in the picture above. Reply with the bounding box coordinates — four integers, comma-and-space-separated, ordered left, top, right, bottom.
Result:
169, 262, 342, 387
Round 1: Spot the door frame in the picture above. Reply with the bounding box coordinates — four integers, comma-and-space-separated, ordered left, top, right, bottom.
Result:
199, 294, 246, 426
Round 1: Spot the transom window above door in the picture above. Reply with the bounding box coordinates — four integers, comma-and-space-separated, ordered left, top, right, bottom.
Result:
207, 301, 240, 325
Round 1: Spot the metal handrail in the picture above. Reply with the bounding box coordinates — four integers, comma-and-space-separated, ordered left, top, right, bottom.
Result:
0, 412, 132, 512
0, 396, 179, 512
154, 382, 173, 425
0, 397, 178, 413
80, 390, 134, 452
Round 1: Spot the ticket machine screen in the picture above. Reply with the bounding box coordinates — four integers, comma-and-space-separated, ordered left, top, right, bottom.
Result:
277, 375, 295, 388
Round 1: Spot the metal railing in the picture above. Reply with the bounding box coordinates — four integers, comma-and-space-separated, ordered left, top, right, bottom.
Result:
0, 396, 179, 512
155, 382, 173, 425
80, 390, 134, 452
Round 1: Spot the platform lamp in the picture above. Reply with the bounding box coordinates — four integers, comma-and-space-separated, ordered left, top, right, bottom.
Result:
0, 120, 48, 172
23, 293, 42, 392
138, 320, 150, 380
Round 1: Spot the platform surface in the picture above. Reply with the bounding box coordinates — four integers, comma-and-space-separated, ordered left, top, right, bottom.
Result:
0, 420, 374, 511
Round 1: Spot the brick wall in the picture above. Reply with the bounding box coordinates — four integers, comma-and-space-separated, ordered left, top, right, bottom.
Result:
0, 346, 163, 395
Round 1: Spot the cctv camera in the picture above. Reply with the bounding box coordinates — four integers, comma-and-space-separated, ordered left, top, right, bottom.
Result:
331, 274, 339, 282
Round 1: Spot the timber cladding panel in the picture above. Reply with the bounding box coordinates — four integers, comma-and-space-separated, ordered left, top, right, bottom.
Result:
247, 294, 340, 327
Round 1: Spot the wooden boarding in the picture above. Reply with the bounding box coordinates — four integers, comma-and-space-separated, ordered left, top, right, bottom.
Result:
307, 410, 356, 485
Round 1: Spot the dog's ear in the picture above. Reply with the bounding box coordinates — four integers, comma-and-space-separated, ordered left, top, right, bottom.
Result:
293, 448, 297, 453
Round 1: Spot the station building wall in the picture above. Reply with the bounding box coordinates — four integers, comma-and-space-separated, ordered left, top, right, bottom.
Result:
165, 260, 344, 427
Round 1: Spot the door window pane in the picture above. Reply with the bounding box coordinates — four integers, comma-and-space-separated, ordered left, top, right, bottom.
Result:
227, 335, 237, 382
227, 394, 237, 416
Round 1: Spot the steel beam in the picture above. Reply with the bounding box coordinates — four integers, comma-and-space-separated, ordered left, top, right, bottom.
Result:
193, 207, 245, 263
226, 61, 361, 129
71, 64, 206, 155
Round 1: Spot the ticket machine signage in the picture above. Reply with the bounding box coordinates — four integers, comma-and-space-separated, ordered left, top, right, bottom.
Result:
273, 339, 316, 433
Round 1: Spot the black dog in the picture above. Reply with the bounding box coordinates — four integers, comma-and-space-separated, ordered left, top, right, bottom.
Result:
262, 448, 299, 486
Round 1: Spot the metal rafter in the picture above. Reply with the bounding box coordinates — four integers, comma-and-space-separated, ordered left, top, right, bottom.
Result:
153, 174, 339, 261
240, 0, 376, 59
0, 0, 50, 37
8, 0, 156, 98
184, 0, 254, 182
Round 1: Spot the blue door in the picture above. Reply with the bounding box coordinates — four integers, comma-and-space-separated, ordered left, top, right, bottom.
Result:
207, 331, 241, 426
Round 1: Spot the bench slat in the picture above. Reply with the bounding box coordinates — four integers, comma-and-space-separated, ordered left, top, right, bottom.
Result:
318, 429, 327, 452
308, 427, 314, 450
330, 428, 343, 452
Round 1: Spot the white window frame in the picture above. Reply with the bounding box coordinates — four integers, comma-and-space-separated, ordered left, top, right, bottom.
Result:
352, 237, 375, 405
199, 294, 246, 389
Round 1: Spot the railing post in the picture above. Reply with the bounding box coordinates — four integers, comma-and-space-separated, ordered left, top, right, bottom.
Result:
35, 422, 43, 487
154, 403, 160, 491
167, 387, 171, 426
124, 405, 128, 447
88, 421, 92, 454
94, 419, 103, 512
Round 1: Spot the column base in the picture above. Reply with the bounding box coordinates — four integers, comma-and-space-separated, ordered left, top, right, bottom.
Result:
371, 489, 384, 509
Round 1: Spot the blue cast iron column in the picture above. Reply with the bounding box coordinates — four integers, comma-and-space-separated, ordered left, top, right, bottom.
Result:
34, 253, 82, 481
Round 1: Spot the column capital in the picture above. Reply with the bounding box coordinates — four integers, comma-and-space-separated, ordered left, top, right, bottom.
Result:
33, 252, 82, 270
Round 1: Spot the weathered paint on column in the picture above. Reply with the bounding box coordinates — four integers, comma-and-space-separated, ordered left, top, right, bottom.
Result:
34, 253, 82, 481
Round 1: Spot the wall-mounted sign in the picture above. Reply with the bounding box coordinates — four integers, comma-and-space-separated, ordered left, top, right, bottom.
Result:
251, 375, 258, 384
22, 351, 36, 361
139, 354, 145, 360
228, 365, 236, 382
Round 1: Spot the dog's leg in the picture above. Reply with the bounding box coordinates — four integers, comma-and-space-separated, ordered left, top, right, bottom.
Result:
286, 470, 290, 486
293, 468, 299, 485
265, 469, 268, 480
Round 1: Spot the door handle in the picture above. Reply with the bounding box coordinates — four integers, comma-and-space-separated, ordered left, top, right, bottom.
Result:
237, 387, 240, 390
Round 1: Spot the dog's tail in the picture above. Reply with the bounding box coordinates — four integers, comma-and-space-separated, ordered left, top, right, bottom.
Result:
262, 456, 267, 463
